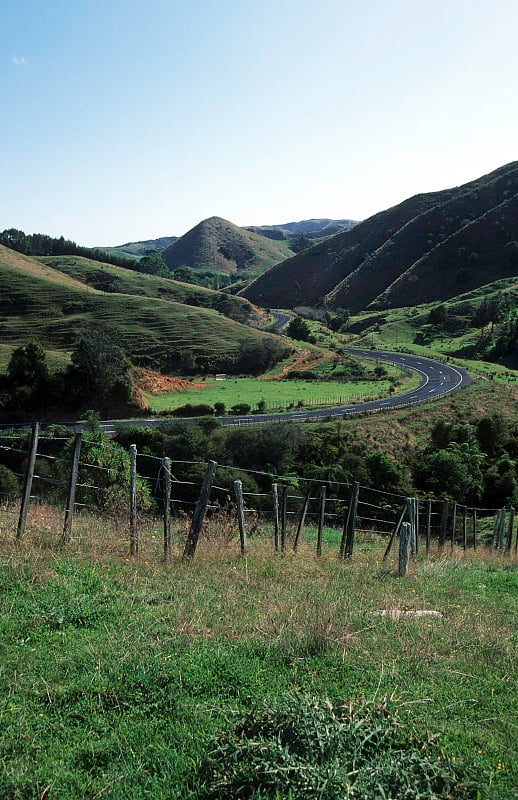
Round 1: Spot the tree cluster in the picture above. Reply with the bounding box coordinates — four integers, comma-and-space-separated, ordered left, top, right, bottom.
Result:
0, 228, 136, 270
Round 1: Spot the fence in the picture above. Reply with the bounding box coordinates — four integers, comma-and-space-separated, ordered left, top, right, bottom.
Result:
1, 423, 517, 572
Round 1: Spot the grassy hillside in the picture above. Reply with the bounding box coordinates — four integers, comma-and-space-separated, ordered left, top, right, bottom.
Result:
341, 275, 518, 370
0, 246, 286, 374
241, 161, 518, 311
40, 255, 258, 325
161, 216, 294, 276
96, 235, 177, 259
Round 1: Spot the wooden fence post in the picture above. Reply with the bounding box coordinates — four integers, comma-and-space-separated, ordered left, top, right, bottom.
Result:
280, 484, 288, 553
234, 479, 247, 556
399, 522, 411, 577
340, 481, 359, 559
414, 498, 419, 554
438, 499, 449, 553
62, 432, 82, 544
408, 498, 417, 555
293, 485, 312, 552
163, 457, 172, 560
316, 485, 326, 557
426, 498, 432, 554
462, 506, 467, 551
505, 506, 515, 555
129, 444, 138, 555
272, 482, 280, 552
472, 508, 477, 550
451, 501, 457, 551
383, 502, 406, 561
183, 460, 217, 560
17, 422, 40, 541
498, 508, 507, 551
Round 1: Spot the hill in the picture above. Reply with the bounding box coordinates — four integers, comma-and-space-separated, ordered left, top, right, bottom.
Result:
241, 161, 518, 311
0, 245, 287, 375
96, 236, 178, 260
161, 216, 294, 275
40, 255, 258, 325
102, 219, 354, 261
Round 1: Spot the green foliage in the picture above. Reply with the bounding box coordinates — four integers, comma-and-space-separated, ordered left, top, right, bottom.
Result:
66, 326, 131, 403
0, 226, 136, 269
286, 316, 311, 342
0, 463, 19, 498
7, 340, 49, 387
137, 249, 169, 277
197, 693, 479, 799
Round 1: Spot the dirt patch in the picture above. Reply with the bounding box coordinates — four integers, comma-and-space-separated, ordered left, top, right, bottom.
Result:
263, 348, 330, 380
132, 367, 205, 406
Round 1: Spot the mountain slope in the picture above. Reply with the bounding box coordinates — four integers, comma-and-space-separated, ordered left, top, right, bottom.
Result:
0, 245, 286, 375
161, 216, 293, 275
241, 161, 518, 311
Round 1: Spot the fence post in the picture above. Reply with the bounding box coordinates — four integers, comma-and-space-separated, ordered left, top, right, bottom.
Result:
472, 508, 477, 550
234, 479, 247, 556
272, 483, 280, 552
498, 508, 507, 551
163, 456, 172, 560
505, 506, 515, 555
462, 506, 467, 551
316, 485, 326, 557
340, 481, 359, 559
183, 460, 217, 560
399, 522, 411, 577
426, 498, 432, 554
438, 499, 449, 553
129, 444, 138, 555
451, 501, 457, 551
62, 432, 82, 544
17, 422, 40, 541
383, 501, 406, 561
280, 484, 288, 553
414, 498, 419, 554
408, 498, 416, 555
293, 485, 312, 551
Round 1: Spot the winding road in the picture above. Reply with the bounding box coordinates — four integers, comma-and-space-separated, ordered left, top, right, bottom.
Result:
97, 348, 472, 434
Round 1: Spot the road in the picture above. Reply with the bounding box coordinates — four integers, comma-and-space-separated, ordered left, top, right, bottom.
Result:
95, 348, 471, 434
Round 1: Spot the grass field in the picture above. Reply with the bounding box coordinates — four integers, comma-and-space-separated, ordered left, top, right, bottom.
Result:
0, 508, 516, 800
142, 376, 396, 413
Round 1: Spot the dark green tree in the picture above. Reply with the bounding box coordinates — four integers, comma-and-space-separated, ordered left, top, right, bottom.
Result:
7, 340, 49, 387
286, 316, 311, 341
138, 249, 170, 277
67, 327, 131, 402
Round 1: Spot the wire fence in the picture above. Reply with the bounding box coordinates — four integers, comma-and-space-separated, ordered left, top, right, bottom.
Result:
0, 423, 517, 565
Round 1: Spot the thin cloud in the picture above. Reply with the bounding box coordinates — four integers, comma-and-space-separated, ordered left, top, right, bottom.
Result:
12, 56, 28, 66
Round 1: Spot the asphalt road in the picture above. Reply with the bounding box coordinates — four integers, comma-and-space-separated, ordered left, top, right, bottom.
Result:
96, 348, 472, 434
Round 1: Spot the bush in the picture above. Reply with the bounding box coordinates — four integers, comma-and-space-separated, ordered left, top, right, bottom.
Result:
197, 692, 479, 799
0, 464, 20, 499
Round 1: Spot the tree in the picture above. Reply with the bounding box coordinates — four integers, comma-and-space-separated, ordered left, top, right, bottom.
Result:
138, 249, 170, 277
67, 327, 131, 402
286, 316, 311, 342
7, 341, 49, 387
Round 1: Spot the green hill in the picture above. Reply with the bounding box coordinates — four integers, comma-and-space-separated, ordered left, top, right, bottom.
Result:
161, 216, 294, 276
40, 255, 258, 325
0, 246, 287, 375
241, 161, 518, 311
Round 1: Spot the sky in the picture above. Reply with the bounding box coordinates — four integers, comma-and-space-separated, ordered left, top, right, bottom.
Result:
2, 0, 517, 247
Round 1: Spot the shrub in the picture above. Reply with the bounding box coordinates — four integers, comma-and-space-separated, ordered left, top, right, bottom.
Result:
196, 692, 479, 799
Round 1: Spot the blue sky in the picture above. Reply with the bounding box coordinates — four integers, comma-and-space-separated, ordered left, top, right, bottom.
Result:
2, 0, 517, 246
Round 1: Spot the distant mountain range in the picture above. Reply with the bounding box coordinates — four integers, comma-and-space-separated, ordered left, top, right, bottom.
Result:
103, 218, 356, 272
241, 161, 518, 311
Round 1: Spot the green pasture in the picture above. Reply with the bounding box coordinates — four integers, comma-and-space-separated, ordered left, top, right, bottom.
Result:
0, 520, 516, 800
143, 376, 396, 413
